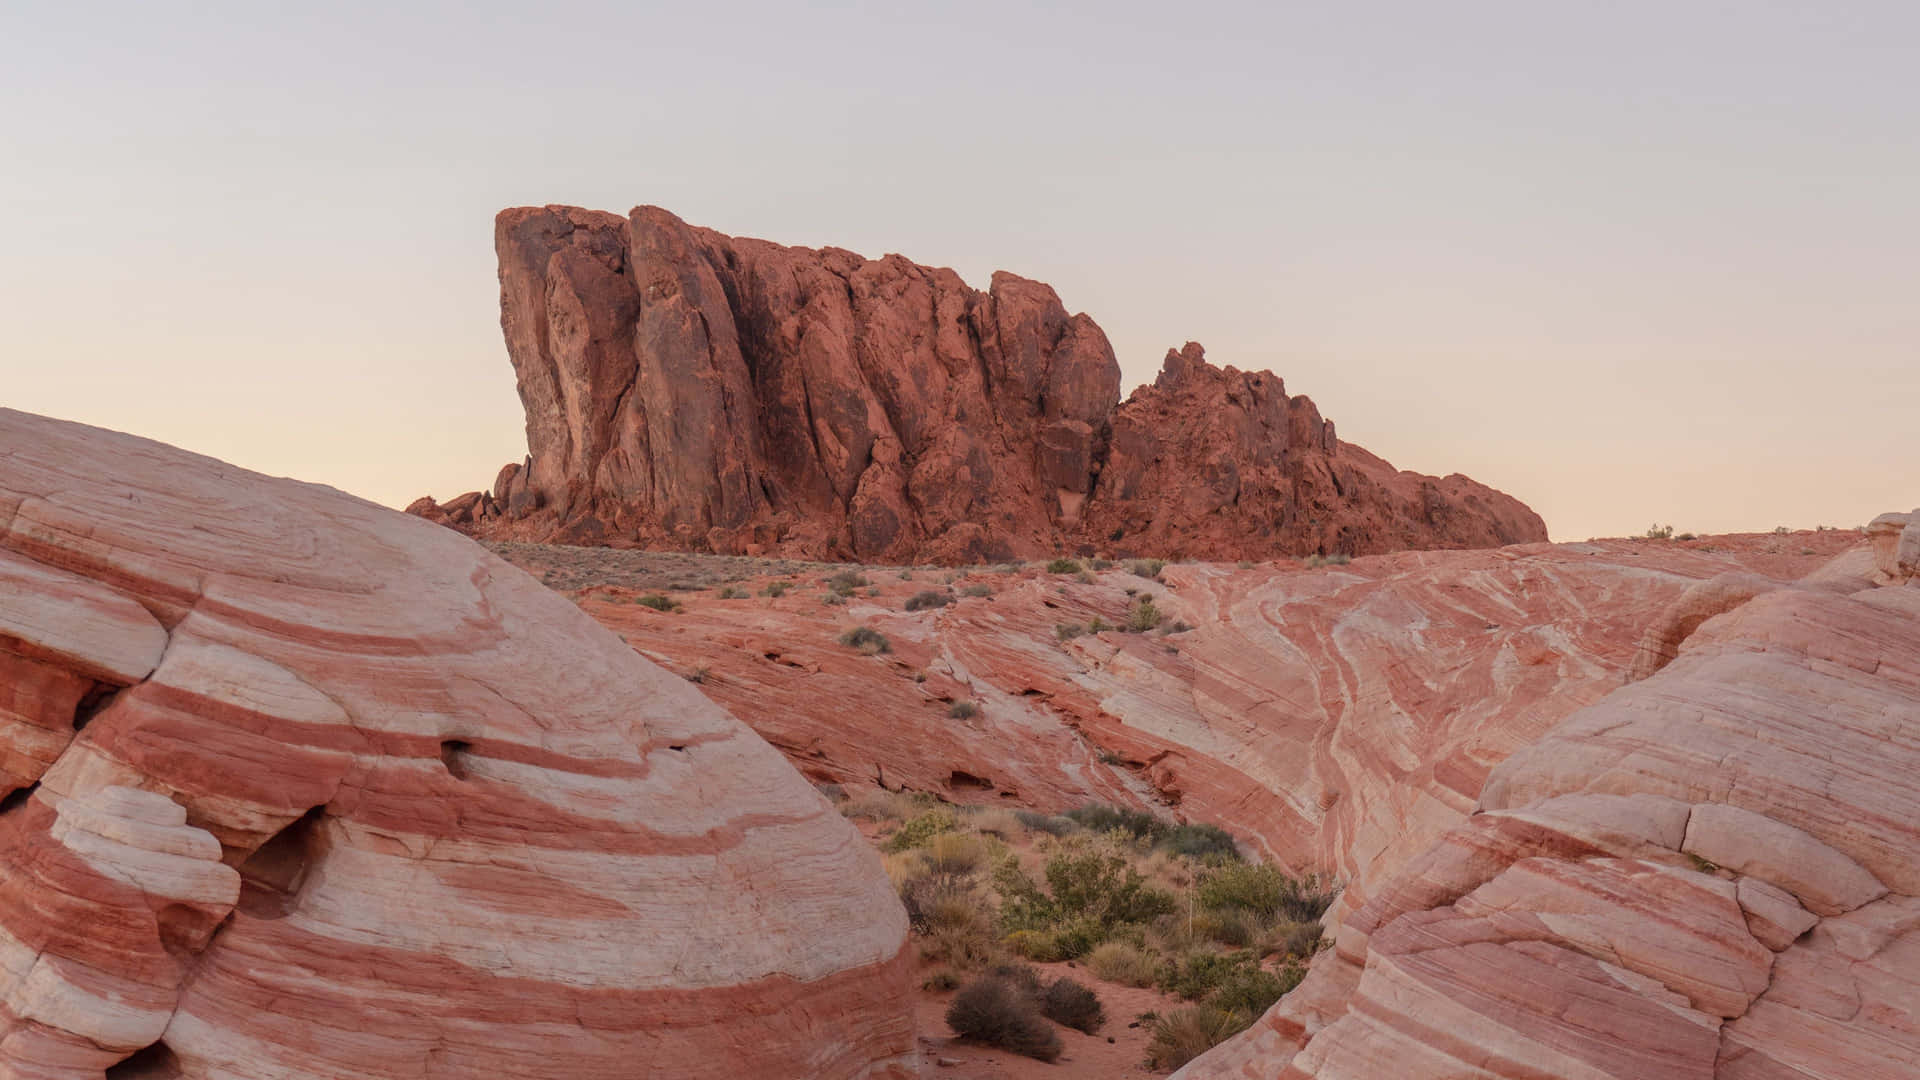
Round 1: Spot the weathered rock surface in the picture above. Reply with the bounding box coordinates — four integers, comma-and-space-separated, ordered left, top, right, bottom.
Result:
412, 205, 1547, 562
0, 409, 912, 1079
1173, 524, 1919, 1078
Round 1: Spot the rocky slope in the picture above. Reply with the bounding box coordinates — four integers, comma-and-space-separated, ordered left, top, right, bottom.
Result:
0, 409, 912, 1079
410, 205, 1546, 562
1174, 511, 1920, 1078
497, 527, 1860, 925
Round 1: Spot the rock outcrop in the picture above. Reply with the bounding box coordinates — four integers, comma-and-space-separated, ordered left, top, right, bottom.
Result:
410, 205, 1546, 562
1173, 519, 1920, 1078
0, 409, 913, 1079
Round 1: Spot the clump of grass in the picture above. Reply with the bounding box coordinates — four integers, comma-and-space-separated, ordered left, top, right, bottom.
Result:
1089, 557, 1113, 570
1055, 622, 1085, 641
948, 700, 979, 719
925, 831, 995, 875
1158, 822, 1239, 859
761, 581, 790, 598
715, 585, 746, 599
1087, 615, 1111, 633
1197, 865, 1338, 923
946, 976, 1062, 1062
961, 582, 993, 598
1126, 596, 1163, 632
923, 969, 960, 991
838, 626, 892, 654
886, 808, 959, 853
1128, 558, 1166, 579
1013, 809, 1076, 836
905, 589, 953, 611
903, 873, 999, 969
1064, 802, 1166, 840
827, 569, 869, 595
1075, 570, 1096, 584
1145, 1005, 1251, 1070
1041, 976, 1105, 1034
634, 593, 680, 612
1087, 941, 1162, 987
1046, 557, 1082, 574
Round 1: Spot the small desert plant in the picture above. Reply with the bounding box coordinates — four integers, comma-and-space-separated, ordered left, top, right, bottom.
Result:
1303, 553, 1353, 568
1157, 823, 1240, 860
1089, 557, 1113, 570
946, 976, 1061, 1062
1158, 949, 1254, 1001
905, 589, 952, 611
1064, 803, 1165, 841
1013, 809, 1076, 836
1087, 615, 1111, 633
812, 782, 846, 802
1191, 908, 1258, 948
634, 593, 679, 612
683, 664, 710, 684
1209, 959, 1303, 1016
821, 592, 847, 606
1055, 622, 1086, 641
1128, 558, 1167, 579
898, 569, 914, 580
867, 586, 882, 597
838, 626, 892, 654
1046, 557, 1082, 574
761, 581, 790, 598
924, 831, 995, 875
885, 808, 958, 852
1237, 560, 1256, 570
923, 969, 961, 991
961, 582, 993, 598
827, 569, 869, 595
1166, 619, 1193, 633
1676, 532, 1697, 542
1646, 523, 1674, 540
1125, 596, 1163, 632
1041, 976, 1105, 1034
1145, 1005, 1250, 1070
1265, 919, 1324, 959
1197, 865, 1337, 923
948, 700, 979, 719
964, 807, 1026, 841
1087, 941, 1162, 987
715, 585, 746, 599
1075, 569, 1096, 584
840, 789, 921, 822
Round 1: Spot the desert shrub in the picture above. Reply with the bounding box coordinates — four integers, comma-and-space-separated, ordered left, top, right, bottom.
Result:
885, 808, 958, 852
1198, 865, 1337, 923
761, 581, 790, 598
1303, 553, 1353, 568
898, 569, 914, 580
1165, 619, 1194, 633
1645, 523, 1674, 540
965, 807, 1025, 841
947, 976, 1066, 1064
923, 969, 961, 991
634, 594, 679, 612
1159, 949, 1254, 1001
962, 583, 993, 598
1041, 976, 1105, 1034
1087, 941, 1162, 987
683, 665, 709, 684
1128, 558, 1166, 579
948, 700, 979, 719
841, 789, 917, 821
985, 960, 1044, 996
910, 880, 999, 969
828, 569, 869, 595
1089, 558, 1113, 570
1087, 615, 1111, 633
812, 781, 846, 802
905, 589, 953, 611
1075, 570, 1096, 584
1000, 850, 1177, 936
1157, 823, 1240, 859
1237, 560, 1256, 570
1266, 919, 1323, 959
1191, 908, 1257, 948
838, 626, 892, 654
1005, 913, 1106, 961
821, 592, 847, 606
924, 831, 995, 875
1208, 960, 1301, 1016
1676, 532, 1698, 542
715, 585, 746, 599
1055, 622, 1085, 641
1042, 557, 1078, 574
1145, 1005, 1250, 1070
867, 586, 882, 597
1064, 803, 1166, 841
1013, 810, 1076, 836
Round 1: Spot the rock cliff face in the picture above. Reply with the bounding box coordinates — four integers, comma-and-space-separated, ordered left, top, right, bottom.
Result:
411, 205, 1546, 561
1174, 513, 1920, 1079
0, 409, 913, 1079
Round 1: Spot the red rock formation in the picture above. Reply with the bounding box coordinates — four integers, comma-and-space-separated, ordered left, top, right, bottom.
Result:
1174, 517, 1920, 1078
0, 409, 913, 1079
414, 205, 1546, 561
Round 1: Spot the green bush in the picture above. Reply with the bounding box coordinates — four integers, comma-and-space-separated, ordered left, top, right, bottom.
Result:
634, 594, 679, 612
1125, 598, 1163, 632
905, 590, 953, 611
1041, 976, 1105, 1034
1063, 803, 1165, 841
1208, 960, 1301, 1016
1157, 823, 1240, 860
884, 809, 958, 852
1012, 810, 1076, 836
1197, 865, 1336, 922
945, 976, 1061, 1062
838, 626, 892, 654
1145, 1005, 1250, 1070
1159, 949, 1254, 1001
1046, 557, 1082, 574
1000, 850, 1177, 933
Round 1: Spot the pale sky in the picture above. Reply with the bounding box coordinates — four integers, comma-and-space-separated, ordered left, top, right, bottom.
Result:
4, 2, 1915, 542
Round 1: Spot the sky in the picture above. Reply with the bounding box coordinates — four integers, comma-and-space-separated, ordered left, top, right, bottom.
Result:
4, 1, 1915, 542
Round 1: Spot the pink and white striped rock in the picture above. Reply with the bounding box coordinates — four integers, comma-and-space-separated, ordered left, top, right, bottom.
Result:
1176, 526, 1920, 1079
0, 409, 912, 1079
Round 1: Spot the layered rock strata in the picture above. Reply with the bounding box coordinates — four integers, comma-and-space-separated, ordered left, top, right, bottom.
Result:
0, 409, 913, 1079
411, 205, 1546, 562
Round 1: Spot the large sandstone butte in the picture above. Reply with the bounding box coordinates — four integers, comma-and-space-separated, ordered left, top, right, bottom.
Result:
410, 205, 1546, 562
1174, 513, 1920, 1078
0, 409, 913, 1079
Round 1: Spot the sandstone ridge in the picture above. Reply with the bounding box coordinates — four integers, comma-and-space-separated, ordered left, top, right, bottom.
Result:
411, 205, 1547, 562
0, 409, 913, 1079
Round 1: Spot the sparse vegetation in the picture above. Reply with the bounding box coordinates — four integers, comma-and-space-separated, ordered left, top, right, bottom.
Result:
634, 593, 680, 612
905, 589, 953, 611
1128, 558, 1167, 579
1046, 557, 1083, 574
1089, 558, 1113, 570
761, 581, 790, 598
683, 664, 710, 684
946, 975, 1062, 1062
1087, 940, 1162, 987
715, 585, 746, 599
962, 583, 993, 598
1126, 596, 1163, 632
948, 700, 979, 719
1055, 622, 1085, 641
1087, 615, 1111, 633
1302, 553, 1352, 568
821, 591, 847, 606
828, 570, 870, 596
1146, 1005, 1251, 1070
1646, 523, 1674, 540
838, 626, 892, 654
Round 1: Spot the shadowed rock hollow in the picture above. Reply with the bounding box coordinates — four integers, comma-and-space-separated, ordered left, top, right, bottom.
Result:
411, 205, 1546, 562
0, 409, 913, 1079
